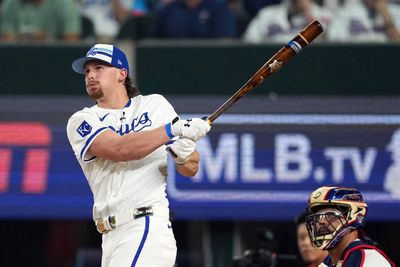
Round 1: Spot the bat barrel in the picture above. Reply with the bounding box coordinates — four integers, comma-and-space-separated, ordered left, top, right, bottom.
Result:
301, 20, 324, 44
207, 20, 324, 124
288, 20, 323, 53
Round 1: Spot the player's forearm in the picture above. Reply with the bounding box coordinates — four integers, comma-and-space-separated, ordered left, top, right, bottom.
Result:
90, 117, 210, 162
176, 150, 199, 177
118, 126, 171, 160
89, 125, 171, 162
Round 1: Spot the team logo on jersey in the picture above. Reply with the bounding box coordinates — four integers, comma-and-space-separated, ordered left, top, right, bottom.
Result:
77, 120, 92, 137
117, 112, 152, 135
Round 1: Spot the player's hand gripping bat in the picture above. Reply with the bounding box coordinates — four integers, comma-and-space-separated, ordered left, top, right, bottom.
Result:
168, 20, 323, 158
206, 20, 323, 124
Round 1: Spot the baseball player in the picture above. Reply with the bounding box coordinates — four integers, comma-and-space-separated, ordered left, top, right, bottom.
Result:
66, 44, 211, 267
305, 186, 395, 267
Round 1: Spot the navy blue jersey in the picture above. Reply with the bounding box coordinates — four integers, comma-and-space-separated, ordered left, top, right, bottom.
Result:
155, 0, 235, 38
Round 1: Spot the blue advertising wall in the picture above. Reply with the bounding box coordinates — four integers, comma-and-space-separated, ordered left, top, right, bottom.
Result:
169, 114, 400, 220
1, 97, 400, 221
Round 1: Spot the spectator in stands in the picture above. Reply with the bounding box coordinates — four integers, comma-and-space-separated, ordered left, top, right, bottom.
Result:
77, 0, 148, 40
154, 0, 236, 39
243, 0, 282, 17
295, 211, 328, 267
0, 0, 81, 42
326, 0, 400, 43
243, 0, 332, 43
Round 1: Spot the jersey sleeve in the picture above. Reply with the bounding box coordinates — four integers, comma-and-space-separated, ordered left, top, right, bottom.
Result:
150, 94, 178, 123
66, 109, 110, 162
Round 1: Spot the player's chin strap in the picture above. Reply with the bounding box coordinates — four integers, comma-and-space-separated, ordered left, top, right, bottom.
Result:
95, 206, 170, 234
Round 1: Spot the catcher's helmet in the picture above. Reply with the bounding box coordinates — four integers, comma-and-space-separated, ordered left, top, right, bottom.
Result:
305, 186, 367, 250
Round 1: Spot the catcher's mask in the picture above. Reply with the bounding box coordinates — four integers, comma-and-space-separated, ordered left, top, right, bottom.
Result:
305, 186, 367, 250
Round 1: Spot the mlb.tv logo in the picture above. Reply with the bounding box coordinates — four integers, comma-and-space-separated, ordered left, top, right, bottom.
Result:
0, 122, 52, 193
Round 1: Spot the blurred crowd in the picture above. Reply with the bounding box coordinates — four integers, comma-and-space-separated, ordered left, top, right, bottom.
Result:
0, 0, 400, 43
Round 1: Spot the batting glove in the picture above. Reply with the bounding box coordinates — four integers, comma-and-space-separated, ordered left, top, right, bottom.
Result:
165, 117, 211, 141
167, 138, 197, 165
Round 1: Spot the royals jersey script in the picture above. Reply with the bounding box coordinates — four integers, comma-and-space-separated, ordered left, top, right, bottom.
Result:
66, 94, 178, 220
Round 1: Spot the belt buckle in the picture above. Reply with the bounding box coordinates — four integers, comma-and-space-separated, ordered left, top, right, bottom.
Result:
96, 219, 108, 234
133, 206, 153, 219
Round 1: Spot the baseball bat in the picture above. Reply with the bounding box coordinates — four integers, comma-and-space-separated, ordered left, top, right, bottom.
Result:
168, 20, 323, 159
206, 20, 323, 124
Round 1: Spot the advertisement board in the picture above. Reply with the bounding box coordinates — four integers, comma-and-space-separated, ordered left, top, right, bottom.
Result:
1, 110, 400, 220
168, 114, 400, 220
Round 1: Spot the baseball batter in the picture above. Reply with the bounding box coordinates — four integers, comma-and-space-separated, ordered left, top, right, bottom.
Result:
66, 44, 210, 267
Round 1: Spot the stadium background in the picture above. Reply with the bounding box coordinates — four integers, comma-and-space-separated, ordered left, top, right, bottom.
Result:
0, 42, 400, 266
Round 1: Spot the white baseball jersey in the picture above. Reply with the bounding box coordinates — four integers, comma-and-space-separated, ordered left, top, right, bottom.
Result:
66, 94, 177, 221
326, 0, 400, 43
67, 94, 178, 266
243, 1, 332, 43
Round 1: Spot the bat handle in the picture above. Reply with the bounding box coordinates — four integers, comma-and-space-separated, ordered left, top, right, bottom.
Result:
167, 147, 177, 158
202, 116, 212, 125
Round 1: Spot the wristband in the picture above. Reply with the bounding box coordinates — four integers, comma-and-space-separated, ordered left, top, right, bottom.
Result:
165, 123, 174, 139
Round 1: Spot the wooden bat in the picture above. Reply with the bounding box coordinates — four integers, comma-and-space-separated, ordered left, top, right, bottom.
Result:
206, 20, 323, 124
168, 21, 323, 159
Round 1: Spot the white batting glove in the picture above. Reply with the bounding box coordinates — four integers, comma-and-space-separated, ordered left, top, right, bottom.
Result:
166, 117, 211, 141
167, 138, 196, 165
